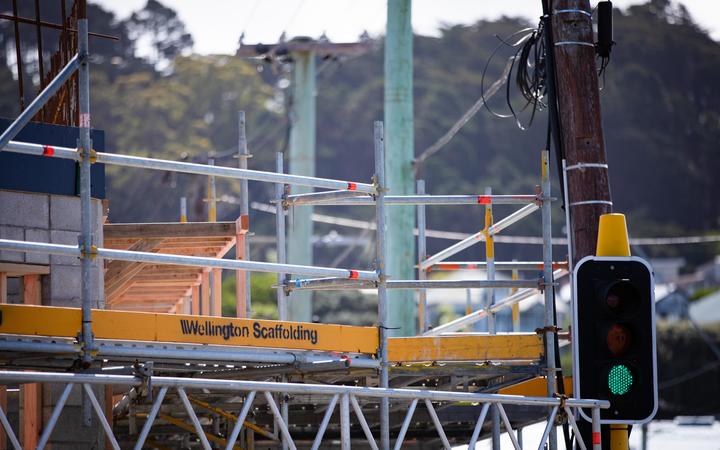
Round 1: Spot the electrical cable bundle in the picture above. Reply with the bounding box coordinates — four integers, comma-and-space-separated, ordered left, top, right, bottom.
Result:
481, 19, 548, 131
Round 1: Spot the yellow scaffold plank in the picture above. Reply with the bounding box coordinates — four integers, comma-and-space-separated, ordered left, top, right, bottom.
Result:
388, 333, 544, 362
0, 304, 378, 354
498, 376, 573, 397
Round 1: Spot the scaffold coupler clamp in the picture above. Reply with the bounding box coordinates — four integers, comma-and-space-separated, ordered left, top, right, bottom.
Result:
76, 331, 98, 365
554, 393, 570, 424
281, 184, 291, 210
537, 275, 557, 293
283, 274, 293, 296
134, 361, 154, 402
76, 138, 97, 163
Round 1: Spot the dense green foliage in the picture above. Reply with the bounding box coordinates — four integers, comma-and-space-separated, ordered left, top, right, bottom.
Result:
1, 0, 718, 268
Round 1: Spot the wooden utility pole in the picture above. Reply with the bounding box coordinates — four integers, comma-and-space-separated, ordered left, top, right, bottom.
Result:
551, 2, 627, 448
551, 0, 612, 264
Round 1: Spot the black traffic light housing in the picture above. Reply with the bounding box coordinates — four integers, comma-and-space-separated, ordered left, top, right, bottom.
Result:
572, 256, 657, 424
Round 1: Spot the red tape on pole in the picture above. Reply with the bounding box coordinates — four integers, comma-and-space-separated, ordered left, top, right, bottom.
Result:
42, 145, 55, 156
347, 182, 357, 191
349, 270, 359, 279
477, 195, 491, 204
592, 432, 601, 445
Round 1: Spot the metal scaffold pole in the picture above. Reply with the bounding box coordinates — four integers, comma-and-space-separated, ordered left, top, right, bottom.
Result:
541, 150, 558, 450
275, 152, 288, 321
374, 121, 390, 450
416, 180, 429, 333
77, 13, 94, 368
237, 111, 252, 318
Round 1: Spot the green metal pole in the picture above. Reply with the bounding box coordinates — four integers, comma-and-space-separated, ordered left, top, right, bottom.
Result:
287, 48, 316, 323
384, 0, 416, 336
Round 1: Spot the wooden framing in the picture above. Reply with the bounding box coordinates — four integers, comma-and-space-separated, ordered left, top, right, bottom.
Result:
103, 222, 235, 314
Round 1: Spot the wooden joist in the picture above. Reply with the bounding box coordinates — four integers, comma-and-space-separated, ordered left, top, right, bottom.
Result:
104, 222, 236, 239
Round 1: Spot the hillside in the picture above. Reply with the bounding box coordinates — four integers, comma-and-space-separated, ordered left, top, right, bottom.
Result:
0, 0, 718, 268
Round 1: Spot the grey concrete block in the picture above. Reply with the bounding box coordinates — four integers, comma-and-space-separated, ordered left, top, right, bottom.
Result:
48, 264, 81, 305
0, 225, 24, 262
46, 265, 103, 308
0, 190, 49, 229
50, 230, 81, 265
25, 228, 50, 264
50, 195, 81, 231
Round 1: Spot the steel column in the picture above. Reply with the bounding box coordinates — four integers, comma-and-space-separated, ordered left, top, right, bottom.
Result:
275, 153, 288, 320
374, 121, 390, 450
541, 151, 558, 450
237, 111, 252, 317
416, 180, 429, 333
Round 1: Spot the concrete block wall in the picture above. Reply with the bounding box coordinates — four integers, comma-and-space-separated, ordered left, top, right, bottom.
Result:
0, 189, 106, 450
0, 189, 104, 308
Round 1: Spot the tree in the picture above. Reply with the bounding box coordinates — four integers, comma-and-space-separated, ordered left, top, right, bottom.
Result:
125, 0, 194, 70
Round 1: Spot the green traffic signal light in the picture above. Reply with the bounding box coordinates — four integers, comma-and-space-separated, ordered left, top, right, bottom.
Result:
608, 364, 634, 395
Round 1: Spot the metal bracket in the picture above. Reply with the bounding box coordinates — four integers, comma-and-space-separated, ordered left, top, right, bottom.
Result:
565, 162, 609, 171
134, 361, 154, 402
555, 41, 595, 48
569, 200, 613, 207
553, 9, 592, 17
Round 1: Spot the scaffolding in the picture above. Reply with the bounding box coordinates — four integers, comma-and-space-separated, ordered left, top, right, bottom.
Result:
0, 12, 607, 450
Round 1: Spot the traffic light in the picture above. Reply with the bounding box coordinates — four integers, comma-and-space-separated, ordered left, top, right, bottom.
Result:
572, 256, 658, 424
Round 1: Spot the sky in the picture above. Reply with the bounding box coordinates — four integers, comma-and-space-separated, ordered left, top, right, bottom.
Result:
94, 0, 719, 55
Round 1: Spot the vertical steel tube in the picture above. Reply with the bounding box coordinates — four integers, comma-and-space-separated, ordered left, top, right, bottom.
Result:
207, 157, 217, 222
275, 153, 287, 320
416, 180, 428, 333
374, 121, 390, 450
541, 150, 558, 450
592, 407, 602, 450
485, 186, 496, 334
237, 111, 251, 318
562, 159, 574, 273
485, 187, 500, 450
340, 394, 351, 450
77, 17, 94, 369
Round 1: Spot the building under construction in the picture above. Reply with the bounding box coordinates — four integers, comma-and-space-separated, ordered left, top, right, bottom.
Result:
0, 1, 613, 449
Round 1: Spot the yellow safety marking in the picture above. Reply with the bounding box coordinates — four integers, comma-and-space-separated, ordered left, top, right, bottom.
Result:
483, 208, 494, 259
541, 151, 549, 181
498, 376, 573, 396
0, 304, 378, 354
388, 333, 544, 362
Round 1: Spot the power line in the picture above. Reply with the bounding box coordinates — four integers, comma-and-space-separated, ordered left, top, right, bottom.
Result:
249, 202, 720, 246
